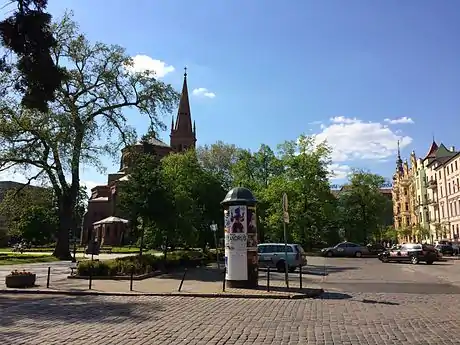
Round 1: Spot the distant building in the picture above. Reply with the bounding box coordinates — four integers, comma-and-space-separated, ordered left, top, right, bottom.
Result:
82, 70, 197, 246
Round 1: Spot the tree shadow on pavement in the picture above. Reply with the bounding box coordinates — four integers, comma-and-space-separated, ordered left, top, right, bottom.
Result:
314, 292, 353, 300
158, 266, 224, 282
0, 294, 155, 328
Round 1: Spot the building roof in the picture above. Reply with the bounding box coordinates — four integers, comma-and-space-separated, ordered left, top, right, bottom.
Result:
136, 137, 170, 148
88, 197, 108, 202
93, 216, 129, 225
423, 140, 439, 160
426, 143, 457, 168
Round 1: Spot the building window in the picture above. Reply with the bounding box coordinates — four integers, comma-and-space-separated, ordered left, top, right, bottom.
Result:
455, 202, 458, 216
451, 203, 454, 216
439, 171, 442, 179
440, 186, 443, 197
441, 206, 445, 218
456, 161, 458, 170
405, 202, 409, 211
449, 183, 451, 195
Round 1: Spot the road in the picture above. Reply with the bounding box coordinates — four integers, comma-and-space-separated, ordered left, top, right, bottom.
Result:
1, 256, 460, 344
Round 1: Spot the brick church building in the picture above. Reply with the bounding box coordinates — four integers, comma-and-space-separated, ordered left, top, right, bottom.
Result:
81, 70, 197, 246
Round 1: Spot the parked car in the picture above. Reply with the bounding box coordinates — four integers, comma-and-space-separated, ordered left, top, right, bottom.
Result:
321, 242, 369, 258
435, 244, 454, 255
378, 243, 438, 265
367, 243, 386, 255
258, 243, 307, 272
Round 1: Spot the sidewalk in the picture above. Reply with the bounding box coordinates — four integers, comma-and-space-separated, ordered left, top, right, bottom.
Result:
1, 264, 324, 299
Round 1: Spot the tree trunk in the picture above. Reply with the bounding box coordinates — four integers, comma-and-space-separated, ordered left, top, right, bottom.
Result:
52, 196, 74, 260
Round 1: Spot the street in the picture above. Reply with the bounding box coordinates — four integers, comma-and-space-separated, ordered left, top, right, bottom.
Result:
2, 256, 460, 344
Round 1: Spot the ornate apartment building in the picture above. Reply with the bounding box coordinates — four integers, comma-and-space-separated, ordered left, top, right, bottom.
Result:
393, 140, 459, 243
425, 142, 460, 240
392, 142, 417, 242
81, 70, 197, 246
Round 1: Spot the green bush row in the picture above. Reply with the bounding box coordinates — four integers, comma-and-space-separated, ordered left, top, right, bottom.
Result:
76, 250, 212, 277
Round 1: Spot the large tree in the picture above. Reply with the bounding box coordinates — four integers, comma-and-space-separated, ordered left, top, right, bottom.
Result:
0, 13, 179, 259
337, 170, 389, 243
161, 150, 225, 251
0, 0, 66, 112
0, 186, 58, 245
118, 152, 175, 256
196, 141, 240, 190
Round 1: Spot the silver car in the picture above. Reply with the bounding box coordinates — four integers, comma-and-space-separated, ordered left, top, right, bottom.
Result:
321, 242, 369, 258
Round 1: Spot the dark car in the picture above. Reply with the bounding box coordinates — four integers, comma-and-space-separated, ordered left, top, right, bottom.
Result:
321, 242, 369, 258
435, 244, 454, 255
378, 243, 437, 265
367, 243, 386, 255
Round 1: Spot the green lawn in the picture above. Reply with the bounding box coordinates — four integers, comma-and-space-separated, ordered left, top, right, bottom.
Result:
0, 253, 60, 265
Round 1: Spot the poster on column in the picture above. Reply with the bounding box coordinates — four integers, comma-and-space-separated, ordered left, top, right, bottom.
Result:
224, 205, 248, 280
247, 207, 258, 250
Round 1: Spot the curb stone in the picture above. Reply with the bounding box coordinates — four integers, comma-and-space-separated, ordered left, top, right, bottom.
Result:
0, 288, 324, 299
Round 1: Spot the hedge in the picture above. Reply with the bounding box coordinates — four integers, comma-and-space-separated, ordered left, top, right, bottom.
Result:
76, 250, 214, 277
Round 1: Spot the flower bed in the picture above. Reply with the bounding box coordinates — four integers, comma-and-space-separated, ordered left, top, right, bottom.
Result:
76, 250, 212, 277
5, 270, 36, 288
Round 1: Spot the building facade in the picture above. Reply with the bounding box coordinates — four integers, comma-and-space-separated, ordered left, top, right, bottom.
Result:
393, 140, 460, 243
392, 142, 418, 242
82, 71, 197, 246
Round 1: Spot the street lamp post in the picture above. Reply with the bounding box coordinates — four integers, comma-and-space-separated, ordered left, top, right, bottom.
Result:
210, 222, 219, 269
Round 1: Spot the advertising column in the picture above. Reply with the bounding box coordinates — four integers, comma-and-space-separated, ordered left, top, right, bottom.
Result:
224, 206, 248, 282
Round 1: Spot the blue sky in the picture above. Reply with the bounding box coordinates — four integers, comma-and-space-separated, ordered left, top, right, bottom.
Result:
4, 0, 460, 191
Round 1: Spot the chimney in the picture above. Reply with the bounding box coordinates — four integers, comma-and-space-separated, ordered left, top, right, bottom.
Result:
451, 146, 456, 152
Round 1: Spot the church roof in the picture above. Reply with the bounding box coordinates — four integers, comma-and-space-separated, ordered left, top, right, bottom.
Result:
136, 137, 170, 148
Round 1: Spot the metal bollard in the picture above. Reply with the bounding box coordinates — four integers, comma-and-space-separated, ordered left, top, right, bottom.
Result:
299, 264, 302, 289
46, 267, 51, 288
130, 266, 134, 291
222, 267, 226, 292
267, 266, 270, 292
88, 265, 93, 290
178, 268, 187, 292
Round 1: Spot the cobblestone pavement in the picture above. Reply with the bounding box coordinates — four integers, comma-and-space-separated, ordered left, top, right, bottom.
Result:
1, 292, 460, 345
2, 257, 460, 344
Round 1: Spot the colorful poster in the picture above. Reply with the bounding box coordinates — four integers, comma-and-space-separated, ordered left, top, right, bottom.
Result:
224, 209, 230, 233
247, 233, 258, 250
225, 205, 248, 280
247, 207, 257, 234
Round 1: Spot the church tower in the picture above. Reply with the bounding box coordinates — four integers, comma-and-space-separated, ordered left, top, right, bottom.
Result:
170, 68, 197, 152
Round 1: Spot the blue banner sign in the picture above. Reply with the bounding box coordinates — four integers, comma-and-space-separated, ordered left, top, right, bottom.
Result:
330, 183, 393, 190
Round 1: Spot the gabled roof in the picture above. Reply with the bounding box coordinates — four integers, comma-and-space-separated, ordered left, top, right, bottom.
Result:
423, 140, 438, 160
426, 143, 457, 168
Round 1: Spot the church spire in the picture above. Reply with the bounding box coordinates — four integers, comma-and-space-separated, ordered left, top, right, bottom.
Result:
173, 67, 192, 133
170, 67, 197, 152
396, 140, 403, 173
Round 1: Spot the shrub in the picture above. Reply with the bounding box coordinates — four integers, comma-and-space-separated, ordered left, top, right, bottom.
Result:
76, 251, 210, 277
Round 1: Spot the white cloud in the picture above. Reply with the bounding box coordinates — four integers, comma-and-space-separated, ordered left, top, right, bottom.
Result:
384, 116, 414, 125
127, 55, 175, 78
313, 116, 412, 162
192, 87, 216, 99
330, 116, 359, 124
328, 163, 351, 180
309, 120, 322, 125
